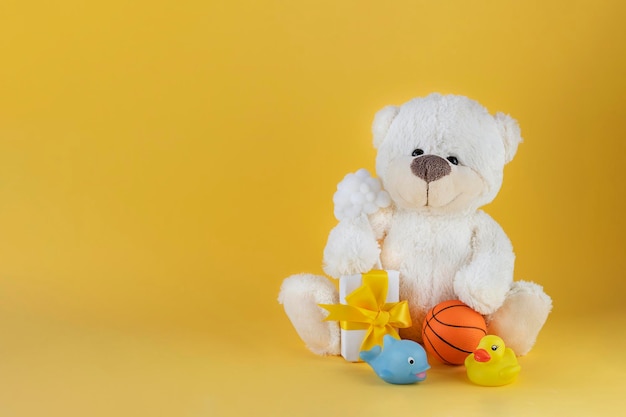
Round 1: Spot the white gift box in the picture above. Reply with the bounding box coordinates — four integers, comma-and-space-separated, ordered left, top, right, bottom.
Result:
339, 270, 400, 362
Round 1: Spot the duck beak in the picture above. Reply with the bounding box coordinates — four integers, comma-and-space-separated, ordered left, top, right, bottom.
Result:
473, 349, 491, 362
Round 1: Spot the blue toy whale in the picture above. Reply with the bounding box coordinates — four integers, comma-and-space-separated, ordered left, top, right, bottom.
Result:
359, 335, 430, 385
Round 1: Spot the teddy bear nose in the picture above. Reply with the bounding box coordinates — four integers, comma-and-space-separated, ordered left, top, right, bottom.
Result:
411, 155, 452, 183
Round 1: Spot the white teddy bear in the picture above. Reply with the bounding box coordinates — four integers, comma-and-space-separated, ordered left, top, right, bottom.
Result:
279, 93, 552, 357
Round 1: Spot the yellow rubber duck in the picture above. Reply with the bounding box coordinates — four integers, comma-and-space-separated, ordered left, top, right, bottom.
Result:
465, 335, 521, 386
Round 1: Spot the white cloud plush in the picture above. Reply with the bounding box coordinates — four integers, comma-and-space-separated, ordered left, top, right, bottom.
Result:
332, 168, 390, 221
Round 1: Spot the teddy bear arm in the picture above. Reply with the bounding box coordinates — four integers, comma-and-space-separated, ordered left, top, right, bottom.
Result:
454, 218, 515, 315
322, 214, 381, 278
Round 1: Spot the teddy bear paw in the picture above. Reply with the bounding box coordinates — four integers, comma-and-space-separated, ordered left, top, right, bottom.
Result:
278, 274, 341, 355
323, 215, 381, 278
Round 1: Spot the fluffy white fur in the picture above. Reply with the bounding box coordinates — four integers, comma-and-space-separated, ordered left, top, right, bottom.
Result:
279, 93, 552, 356
278, 274, 340, 355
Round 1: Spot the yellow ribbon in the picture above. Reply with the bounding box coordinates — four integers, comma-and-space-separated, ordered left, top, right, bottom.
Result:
319, 270, 412, 351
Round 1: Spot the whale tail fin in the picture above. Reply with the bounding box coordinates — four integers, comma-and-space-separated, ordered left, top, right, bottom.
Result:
359, 345, 382, 363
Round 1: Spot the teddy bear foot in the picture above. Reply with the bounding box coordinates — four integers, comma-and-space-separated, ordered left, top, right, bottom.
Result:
278, 274, 340, 355
487, 280, 553, 356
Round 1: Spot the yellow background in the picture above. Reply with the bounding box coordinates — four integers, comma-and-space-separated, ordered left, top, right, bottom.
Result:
0, 1, 625, 416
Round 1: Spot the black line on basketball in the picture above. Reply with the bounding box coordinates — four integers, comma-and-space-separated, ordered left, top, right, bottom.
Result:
423, 315, 475, 354
431, 304, 487, 333
422, 327, 456, 366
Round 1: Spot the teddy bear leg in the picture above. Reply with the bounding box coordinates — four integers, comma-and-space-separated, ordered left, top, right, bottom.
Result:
486, 281, 552, 356
278, 274, 340, 355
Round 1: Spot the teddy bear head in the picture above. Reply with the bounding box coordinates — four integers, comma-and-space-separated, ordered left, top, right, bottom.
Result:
372, 93, 522, 215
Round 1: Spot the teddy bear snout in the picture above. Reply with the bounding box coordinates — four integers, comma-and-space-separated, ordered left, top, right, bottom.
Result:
410, 155, 452, 183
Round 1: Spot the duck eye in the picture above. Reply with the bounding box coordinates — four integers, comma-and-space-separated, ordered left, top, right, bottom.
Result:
447, 156, 459, 165
491, 345, 498, 351
408, 357, 415, 364
411, 149, 424, 157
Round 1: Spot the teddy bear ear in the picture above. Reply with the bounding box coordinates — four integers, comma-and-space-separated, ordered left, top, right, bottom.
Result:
494, 112, 523, 164
372, 105, 399, 149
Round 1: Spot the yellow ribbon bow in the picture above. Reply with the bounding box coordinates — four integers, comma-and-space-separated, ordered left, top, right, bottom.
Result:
319, 270, 412, 352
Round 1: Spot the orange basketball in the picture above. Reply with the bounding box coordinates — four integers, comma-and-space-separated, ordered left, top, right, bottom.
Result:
421, 300, 487, 366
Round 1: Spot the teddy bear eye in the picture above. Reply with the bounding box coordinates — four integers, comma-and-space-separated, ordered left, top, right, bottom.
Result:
411, 149, 424, 157
447, 156, 459, 165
